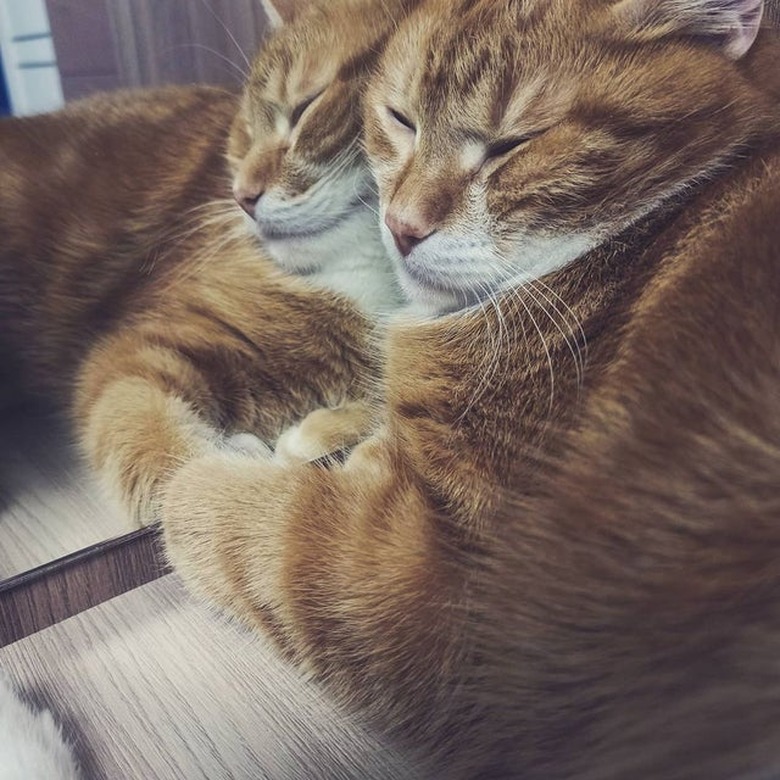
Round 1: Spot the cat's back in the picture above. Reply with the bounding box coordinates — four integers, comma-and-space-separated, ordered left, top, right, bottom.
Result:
0, 85, 237, 155
0, 85, 238, 240
0, 85, 240, 395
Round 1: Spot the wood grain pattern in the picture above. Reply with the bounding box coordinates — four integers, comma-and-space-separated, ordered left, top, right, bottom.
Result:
0, 405, 136, 582
0, 526, 168, 647
0, 576, 415, 779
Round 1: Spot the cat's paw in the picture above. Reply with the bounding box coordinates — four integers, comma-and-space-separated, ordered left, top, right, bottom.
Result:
274, 402, 375, 465
161, 450, 288, 611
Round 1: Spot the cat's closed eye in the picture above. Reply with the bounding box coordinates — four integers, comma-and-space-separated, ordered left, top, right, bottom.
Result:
290, 90, 325, 128
387, 107, 416, 133
485, 134, 536, 160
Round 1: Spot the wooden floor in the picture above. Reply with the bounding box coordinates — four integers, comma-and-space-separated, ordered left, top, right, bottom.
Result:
0, 405, 134, 581
0, 576, 415, 779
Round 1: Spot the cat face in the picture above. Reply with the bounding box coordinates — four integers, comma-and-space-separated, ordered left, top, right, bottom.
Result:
365, 0, 767, 314
228, 0, 404, 276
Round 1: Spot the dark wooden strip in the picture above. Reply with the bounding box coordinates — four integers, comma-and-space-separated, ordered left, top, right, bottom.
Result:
0, 526, 169, 647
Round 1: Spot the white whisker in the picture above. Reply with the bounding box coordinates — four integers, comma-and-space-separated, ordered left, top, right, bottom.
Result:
195, 0, 251, 71
524, 279, 585, 389
505, 284, 556, 415
172, 44, 248, 80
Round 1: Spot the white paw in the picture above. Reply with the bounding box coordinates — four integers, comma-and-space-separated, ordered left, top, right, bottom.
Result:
274, 424, 324, 465
223, 432, 272, 458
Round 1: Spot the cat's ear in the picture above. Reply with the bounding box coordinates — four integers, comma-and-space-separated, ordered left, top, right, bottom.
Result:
612, 0, 764, 59
260, 0, 299, 30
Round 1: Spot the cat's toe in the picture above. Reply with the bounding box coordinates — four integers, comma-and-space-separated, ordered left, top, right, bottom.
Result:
274, 403, 374, 465
274, 423, 324, 464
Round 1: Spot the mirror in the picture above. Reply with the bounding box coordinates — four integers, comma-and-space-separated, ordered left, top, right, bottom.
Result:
0, 404, 129, 582
0, 0, 276, 593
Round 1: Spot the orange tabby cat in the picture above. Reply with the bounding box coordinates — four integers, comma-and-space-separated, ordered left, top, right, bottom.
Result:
0, 0, 415, 522
162, 0, 780, 776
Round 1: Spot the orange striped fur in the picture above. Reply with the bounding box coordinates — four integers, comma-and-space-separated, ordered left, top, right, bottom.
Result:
0, 0, 417, 522
163, 1, 780, 776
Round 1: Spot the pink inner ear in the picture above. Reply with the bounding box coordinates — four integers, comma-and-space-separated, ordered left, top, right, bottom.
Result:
724, 0, 765, 59
613, 0, 765, 59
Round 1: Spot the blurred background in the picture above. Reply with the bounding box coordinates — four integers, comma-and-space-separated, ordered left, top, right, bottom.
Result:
0, 0, 283, 117
2, 2, 775, 118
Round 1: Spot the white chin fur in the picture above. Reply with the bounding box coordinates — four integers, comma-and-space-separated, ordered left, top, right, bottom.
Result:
245, 167, 404, 317
253, 165, 371, 252
0, 674, 81, 780
380, 222, 594, 318
266, 208, 404, 317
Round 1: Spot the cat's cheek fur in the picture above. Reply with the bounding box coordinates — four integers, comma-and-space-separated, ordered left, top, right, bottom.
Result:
380, 227, 469, 316
379, 199, 595, 314
501, 231, 596, 284
242, 163, 404, 315
251, 165, 370, 240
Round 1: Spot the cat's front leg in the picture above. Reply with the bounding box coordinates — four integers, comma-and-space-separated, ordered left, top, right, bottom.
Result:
159, 435, 463, 708
74, 271, 375, 527
161, 449, 289, 619
77, 363, 225, 527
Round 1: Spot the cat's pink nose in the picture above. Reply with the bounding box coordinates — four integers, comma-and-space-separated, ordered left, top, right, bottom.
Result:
385, 210, 435, 257
233, 185, 263, 218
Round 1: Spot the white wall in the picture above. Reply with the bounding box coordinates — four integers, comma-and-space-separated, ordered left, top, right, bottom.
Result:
0, 0, 63, 115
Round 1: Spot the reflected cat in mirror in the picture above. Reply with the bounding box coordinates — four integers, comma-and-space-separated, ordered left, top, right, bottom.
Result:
163, 0, 780, 776
0, 0, 418, 523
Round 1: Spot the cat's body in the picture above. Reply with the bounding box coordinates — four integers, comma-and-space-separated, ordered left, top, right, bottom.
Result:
0, 84, 375, 521
0, 0, 412, 520
161, 1, 780, 776
2, 0, 779, 775
467, 140, 780, 779
0, 86, 238, 399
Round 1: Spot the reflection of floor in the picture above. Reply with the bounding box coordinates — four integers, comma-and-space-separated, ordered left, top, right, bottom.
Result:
0, 405, 134, 581
0, 408, 415, 777
0, 575, 413, 779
